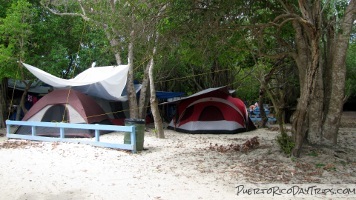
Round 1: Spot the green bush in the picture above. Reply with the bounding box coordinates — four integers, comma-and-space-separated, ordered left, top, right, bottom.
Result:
277, 133, 295, 155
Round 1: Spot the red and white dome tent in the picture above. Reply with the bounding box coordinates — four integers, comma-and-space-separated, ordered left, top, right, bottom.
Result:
168, 86, 256, 134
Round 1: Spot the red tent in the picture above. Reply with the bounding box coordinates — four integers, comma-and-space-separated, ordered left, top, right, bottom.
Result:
168, 87, 256, 134
15, 89, 111, 138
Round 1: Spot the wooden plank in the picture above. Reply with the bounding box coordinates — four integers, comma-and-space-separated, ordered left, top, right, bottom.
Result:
5, 120, 137, 153
5, 120, 134, 132
6, 134, 134, 150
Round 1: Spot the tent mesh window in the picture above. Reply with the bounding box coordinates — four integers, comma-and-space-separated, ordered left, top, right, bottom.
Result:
199, 106, 224, 121
42, 104, 68, 122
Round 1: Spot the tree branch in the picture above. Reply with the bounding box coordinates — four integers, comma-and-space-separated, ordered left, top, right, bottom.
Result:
42, 3, 90, 21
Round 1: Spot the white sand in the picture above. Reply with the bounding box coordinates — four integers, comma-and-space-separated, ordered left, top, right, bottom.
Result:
0, 125, 355, 200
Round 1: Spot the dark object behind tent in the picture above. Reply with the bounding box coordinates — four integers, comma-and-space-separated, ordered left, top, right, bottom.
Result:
168, 87, 256, 134
15, 89, 112, 138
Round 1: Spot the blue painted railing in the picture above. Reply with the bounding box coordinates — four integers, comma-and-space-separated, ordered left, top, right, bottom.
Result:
5, 120, 137, 153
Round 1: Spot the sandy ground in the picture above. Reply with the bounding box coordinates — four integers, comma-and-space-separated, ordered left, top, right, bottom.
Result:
0, 112, 355, 200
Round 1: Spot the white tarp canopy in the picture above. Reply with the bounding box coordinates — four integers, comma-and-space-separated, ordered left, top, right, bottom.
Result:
22, 63, 129, 101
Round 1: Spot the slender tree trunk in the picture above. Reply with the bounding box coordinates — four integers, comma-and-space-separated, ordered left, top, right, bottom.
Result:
106, 28, 122, 65
149, 33, 164, 138
276, 110, 285, 134
257, 59, 284, 128
0, 78, 8, 127
138, 61, 150, 119
127, 30, 138, 118
265, 83, 286, 134
258, 85, 268, 127
322, 0, 355, 144
16, 81, 32, 120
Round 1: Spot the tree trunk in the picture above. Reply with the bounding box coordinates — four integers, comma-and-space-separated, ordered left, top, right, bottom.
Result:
257, 59, 285, 128
127, 30, 139, 118
265, 82, 286, 135
292, 39, 321, 156
16, 81, 32, 121
149, 33, 165, 138
105, 27, 122, 65
322, 0, 355, 144
290, 1, 322, 157
292, 43, 320, 157
138, 61, 150, 119
291, 95, 309, 157
307, 63, 324, 144
0, 78, 8, 127
149, 65, 165, 138
258, 85, 268, 128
